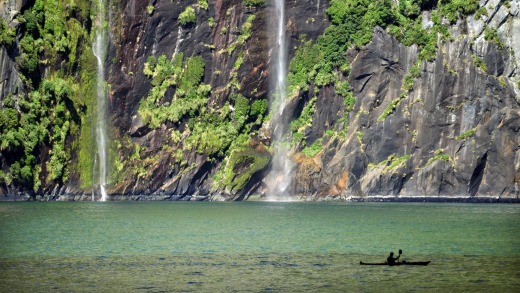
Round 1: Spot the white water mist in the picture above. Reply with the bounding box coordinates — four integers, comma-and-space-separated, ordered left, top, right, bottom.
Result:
93, 0, 109, 201
266, 0, 293, 199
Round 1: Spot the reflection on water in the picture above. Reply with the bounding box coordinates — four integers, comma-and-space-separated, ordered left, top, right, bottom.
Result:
1, 253, 518, 292
0, 202, 519, 291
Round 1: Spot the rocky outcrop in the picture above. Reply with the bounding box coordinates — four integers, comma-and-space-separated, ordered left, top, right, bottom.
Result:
0, 0, 26, 104
100, 0, 331, 199
1, 0, 518, 201
294, 21, 519, 199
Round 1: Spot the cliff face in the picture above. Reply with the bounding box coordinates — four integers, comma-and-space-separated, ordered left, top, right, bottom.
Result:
298, 26, 519, 198
0, 0, 25, 104
100, 0, 331, 200
0, 0, 519, 200
292, 1, 520, 200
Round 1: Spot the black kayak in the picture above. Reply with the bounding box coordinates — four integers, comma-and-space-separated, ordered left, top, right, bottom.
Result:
360, 260, 430, 266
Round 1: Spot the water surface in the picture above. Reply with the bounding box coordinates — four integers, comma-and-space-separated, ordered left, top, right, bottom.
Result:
1, 202, 518, 292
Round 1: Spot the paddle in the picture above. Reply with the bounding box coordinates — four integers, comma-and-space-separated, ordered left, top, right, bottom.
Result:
398, 249, 402, 261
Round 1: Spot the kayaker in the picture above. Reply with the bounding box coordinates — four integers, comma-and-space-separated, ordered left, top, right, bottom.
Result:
386, 252, 400, 265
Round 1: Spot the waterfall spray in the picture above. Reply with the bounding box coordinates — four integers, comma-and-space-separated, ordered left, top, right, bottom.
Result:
266, 0, 293, 199
93, 0, 109, 201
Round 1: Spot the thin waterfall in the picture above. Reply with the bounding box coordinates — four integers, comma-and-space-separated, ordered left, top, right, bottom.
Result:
173, 26, 184, 56
93, 0, 108, 201
266, 0, 293, 199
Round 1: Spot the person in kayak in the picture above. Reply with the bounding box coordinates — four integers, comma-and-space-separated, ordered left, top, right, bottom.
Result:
386, 251, 400, 265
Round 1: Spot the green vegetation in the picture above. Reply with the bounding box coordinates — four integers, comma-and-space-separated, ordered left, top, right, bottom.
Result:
237, 15, 256, 45
288, 0, 396, 97
147, 5, 154, 15
179, 6, 197, 26
387, 154, 411, 171
139, 50, 267, 168
389, 14, 439, 61
289, 97, 316, 144
208, 17, 215, 28
473, 55, 488, 72
76, 47, 98, 189
403, 63, 421, 92
438, 0, 479, 23
220, 27, 227, 35
2, 0, 496, 195
474, 6, 488, 20
302, 138, 323, 157
426, 149, 451, 166
197, 0, 209, 10
219, 14, 256, 56
0, 19, 16, 46
139, 53, 207, 128
378, 97, 403, 121
484, 26, 504, 49
368, 154, 412, 173
287, 0, 483, 141
455, 128, 476, 140
136, 46, 269, 188
243, 0, 265, 8
288, 37, 322, 94
220, 149, 269, 193
0, 77, 80, 190
356, 131, 364, 146
336, 80, 355, 111
0, 0, 96, 193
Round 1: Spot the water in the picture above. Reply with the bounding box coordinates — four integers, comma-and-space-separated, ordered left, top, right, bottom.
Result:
0, 202, 518, 292
93, 0, 109, 201
267, 0, 294, 198
173, 26, 183, 56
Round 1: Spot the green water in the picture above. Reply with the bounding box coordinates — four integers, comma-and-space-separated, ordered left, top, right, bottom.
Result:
0, 202, 518, 292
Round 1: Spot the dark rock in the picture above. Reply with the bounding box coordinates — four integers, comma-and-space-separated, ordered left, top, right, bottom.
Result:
1, 0, 518, 201
293, 25, 519, 200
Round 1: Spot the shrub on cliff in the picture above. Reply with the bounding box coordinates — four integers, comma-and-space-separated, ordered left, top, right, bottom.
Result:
179, 6, 196, 26
0, 19, 16, 46
243, 0, 265, 8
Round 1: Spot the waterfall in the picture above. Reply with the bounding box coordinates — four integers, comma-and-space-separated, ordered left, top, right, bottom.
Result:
93, 0, 109, 201
266, 0, 293, 200
173, 26, 184, 56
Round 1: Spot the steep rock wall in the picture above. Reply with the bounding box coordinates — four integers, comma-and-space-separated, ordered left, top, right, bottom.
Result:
293, 1, 520, 200
295, 27, 519, 199
1, 0, 518, 201
0, 0, 26, 105
102, 0, 330, 200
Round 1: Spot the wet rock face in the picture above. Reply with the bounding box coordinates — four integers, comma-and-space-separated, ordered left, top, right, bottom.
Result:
104, 0, 331, 197
0, 0, 29, 105
102, 0, 519, 199
109, 0, 331, 132
296, 26, 520, 199
2, 0, 517, 200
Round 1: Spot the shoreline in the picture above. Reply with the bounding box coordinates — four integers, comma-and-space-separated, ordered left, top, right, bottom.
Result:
0, 194, 519, 203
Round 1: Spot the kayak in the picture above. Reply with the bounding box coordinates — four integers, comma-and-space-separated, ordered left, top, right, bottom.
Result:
360, 260, 430, 266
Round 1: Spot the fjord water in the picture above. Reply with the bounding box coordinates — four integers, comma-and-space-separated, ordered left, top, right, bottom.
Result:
1, 202, 518, 292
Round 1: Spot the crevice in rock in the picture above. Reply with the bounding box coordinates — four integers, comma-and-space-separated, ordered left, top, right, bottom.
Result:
355, 73, 373, 93
187, 161, 213, 195
393, 172, 411, 195
468, 151, 488, 197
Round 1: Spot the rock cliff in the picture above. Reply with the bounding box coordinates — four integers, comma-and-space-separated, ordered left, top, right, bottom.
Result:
298, 26, 519, 199
0, 0, 518, 201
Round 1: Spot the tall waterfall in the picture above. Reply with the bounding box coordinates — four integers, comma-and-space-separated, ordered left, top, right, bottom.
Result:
93, 0, 109, 201
266, 0, 293, 199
